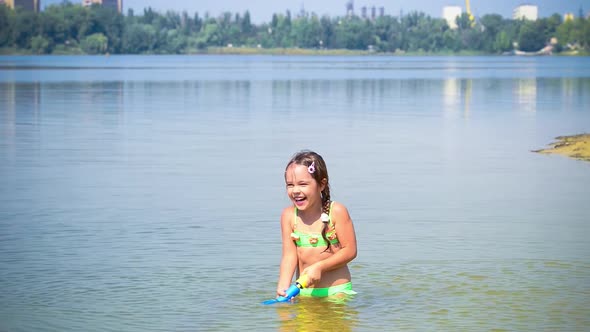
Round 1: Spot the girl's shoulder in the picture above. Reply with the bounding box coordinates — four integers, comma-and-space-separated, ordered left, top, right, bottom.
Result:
330, 201, 352, 223
280, 205, 296, 220
330, 201, 349, 215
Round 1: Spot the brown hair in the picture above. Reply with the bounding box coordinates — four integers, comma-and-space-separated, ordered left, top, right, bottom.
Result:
285, 150, 333, 251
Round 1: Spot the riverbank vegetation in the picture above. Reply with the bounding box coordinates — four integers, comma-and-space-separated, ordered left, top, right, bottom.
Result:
0, 2, 589, 55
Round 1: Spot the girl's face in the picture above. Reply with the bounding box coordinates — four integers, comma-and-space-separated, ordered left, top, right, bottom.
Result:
284, 163, 325, 211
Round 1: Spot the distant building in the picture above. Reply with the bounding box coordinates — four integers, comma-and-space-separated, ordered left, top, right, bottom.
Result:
513, 4, 538, 20
351, 2, 384, 19
346, 0, 354, 17
443, 6, 462, 29
297, 3, 307, 19
82, 0, 98, 7
563, 13, 574, 21
0, 0, 40, 12
83, 0, 123, 13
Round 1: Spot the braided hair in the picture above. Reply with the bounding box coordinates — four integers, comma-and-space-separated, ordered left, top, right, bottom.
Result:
286, 150, 333, 251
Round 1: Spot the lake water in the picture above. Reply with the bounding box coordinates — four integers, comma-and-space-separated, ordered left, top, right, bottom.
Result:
1, 55, 589, 331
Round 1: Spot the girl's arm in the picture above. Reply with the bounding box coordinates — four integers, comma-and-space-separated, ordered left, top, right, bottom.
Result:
302, 202, 357, 283
276, 206, 298, 296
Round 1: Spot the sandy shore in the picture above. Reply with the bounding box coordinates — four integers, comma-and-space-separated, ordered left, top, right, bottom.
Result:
533, 134, 590, 162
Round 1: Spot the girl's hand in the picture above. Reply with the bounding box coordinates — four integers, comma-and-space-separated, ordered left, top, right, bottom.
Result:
276, 286, 288, 298
301, 264, 322, 287
276, 286, 296, 302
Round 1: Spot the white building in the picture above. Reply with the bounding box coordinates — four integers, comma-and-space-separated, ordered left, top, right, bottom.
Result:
443, 6, 462, 29
513, 4, 538, 20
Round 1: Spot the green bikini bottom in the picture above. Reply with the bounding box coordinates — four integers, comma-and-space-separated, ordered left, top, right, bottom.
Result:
299, 282, 357, 297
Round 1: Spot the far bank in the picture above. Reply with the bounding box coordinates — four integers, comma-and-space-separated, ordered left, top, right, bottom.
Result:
2, 46, 589, 57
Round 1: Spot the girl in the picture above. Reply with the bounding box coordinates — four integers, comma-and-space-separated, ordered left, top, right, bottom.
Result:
276, 150, 357, 298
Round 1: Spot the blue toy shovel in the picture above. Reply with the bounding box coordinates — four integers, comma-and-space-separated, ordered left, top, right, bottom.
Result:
262, 275, 308, 305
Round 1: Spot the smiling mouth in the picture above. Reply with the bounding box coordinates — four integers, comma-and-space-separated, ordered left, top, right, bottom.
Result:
294, 197, 306, 205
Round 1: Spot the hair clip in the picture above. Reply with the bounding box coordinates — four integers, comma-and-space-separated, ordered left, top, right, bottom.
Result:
321, 213, 330, 223
307, 161, 316, 174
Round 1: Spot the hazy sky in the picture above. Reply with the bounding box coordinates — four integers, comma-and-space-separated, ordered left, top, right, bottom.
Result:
44, 0, 589, 23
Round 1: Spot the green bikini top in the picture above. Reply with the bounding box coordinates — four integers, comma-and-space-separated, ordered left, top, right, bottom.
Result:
291, 202, 340, 247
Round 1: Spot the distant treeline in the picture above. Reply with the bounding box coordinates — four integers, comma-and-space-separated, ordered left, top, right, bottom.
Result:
0, 2, 589, 55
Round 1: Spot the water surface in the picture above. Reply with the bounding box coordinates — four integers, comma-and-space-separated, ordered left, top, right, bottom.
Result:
1, 55, 589, 331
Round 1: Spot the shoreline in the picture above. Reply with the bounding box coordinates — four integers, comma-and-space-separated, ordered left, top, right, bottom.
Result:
194, 47, 489, 56
2, 46, 589, 57
533, 134, 590, 162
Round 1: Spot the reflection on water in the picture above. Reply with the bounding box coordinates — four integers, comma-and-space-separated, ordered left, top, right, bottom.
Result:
276, 296, 359, 332
443, 78, 459, 107
515, 79, 537, 111
443, 78, 474, 117
2, 77, 589, 128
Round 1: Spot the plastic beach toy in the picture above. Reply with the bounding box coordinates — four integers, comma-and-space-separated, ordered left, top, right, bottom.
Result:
262, 275, 309, 305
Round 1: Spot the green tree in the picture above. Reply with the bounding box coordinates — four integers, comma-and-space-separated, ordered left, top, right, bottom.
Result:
122, 23, 157, 53
241, 11, 252, 35
30, 35, 50, 53
2, 2, 589, 55
544, 13, 563, 36
0, 4, 14, 47
456, 13, 473, 31
161, 29, 186, 53
583, 18, 590, 49
480, 14, 504, 52
140, 7, 157, 25
292, 14, 323, 48
80, 32, 107, 54
570, 17, 589, 48
41, 4, 68, 46
272, 11, 294, 47
333, 16, 371, 50
319, 16, 335, 49
12, 9, 40, 49
63, 4, 89, 43
442, 29, 461, 52
372, 16, 393, 52
518, 20, 546, 51
88, 6, 123, 53
493, 31, 512, 52
556, 20, 574, 47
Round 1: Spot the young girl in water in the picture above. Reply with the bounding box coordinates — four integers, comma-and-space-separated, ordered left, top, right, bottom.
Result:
276, 150, 357, 298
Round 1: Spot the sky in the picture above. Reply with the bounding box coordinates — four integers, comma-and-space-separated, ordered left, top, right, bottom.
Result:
44, 0, 590, 23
